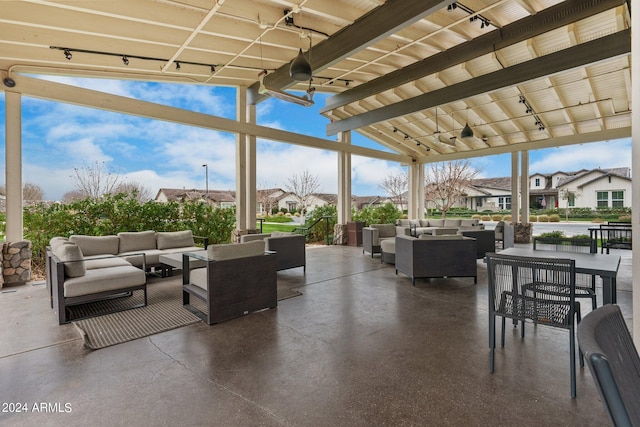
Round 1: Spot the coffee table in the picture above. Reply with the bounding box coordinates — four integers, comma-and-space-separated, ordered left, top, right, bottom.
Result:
159, 250, 207, 277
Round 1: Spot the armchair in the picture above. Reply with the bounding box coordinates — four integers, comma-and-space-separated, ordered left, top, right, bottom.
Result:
362, 224, 403, 257
240, 232, 305, 272
182, 240, 277, 325
395, 234, 477, 286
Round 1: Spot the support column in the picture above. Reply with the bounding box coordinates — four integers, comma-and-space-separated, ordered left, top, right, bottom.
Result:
520, 150, 529, 224
631, 0, 639, 344
235, 88, 247, 238
5, 91, 23, 241
510, 152, 519, 224
246, 99, 257, 232
407, 162, 423, 219
337, 131, 352, 225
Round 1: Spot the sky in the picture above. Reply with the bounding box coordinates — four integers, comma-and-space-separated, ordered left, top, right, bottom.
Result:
0, 76, 632, 201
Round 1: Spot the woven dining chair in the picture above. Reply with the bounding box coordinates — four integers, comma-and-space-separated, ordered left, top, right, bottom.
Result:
532, 237, 598, 309
486, 252, 582, 398
578, 304, 640, 426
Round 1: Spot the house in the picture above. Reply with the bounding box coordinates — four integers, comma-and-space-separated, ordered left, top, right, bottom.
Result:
460, 167, 631, 211
155, 188, 236, 208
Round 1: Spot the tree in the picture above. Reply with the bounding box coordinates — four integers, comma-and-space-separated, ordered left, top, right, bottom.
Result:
379, 170, 408, 211
559, 188, 580, 222
285, 170, 320, 215
71, 161, 120, 199
112, 181, 152, 202
23, 183, 44, 201
424, 160, 479, 218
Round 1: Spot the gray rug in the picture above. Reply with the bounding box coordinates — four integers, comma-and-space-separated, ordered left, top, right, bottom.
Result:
73, 276, 301, 350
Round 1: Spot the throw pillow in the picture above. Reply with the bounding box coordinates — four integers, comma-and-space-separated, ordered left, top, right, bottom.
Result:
208, 240, 265, 261
56, 242, 86, 277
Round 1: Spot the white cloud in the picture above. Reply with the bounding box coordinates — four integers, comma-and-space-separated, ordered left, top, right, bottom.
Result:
529, 139, 632, 173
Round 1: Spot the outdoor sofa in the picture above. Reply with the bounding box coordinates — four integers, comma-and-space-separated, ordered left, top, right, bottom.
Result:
47, 230, 207, 324
396, 218, 484, 236
239, 231, 306, 272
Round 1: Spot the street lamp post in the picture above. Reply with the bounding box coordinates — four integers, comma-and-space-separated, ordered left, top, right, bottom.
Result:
202, 164, 208, 198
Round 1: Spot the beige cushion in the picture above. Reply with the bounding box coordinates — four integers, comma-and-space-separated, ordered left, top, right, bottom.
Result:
207, 240, 265, 261
84, 256, 131, 270
118, 231, 157, 253
460, 219, 479, 227
55, 242, 86, 277
120, 249, 164, 267
63, 265, 146, 298
418, 234, 464, 240
409, 219, 421, 227
240, 233, 270, 243
156, 230, 195, 250
372, 224, 396, 238
189, 267, 208, 290
444, 219, 462, 227
271, 231, 296, 237
69, 235, 120, 256
428, 219, 445, 227
49, 237, 69, 252
397, 219, 410, 227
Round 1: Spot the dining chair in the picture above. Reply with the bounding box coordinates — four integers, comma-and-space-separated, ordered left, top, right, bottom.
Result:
578, 304, 640, 426
486, 252, 582, 398
532, 236, 597, 309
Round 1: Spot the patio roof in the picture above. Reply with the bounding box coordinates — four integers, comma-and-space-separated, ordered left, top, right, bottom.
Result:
0, 0, 631, 163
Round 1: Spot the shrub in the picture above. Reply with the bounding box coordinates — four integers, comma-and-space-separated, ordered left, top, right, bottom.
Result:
503, 215, 512, 222
303, 204, 337, 243
529, 215, 537, 222
481, 215, 491, 221
539, 231, 565, 238
538, 214, 549, 222
549, 214, 560, 222
592, 218, 605, 223
491, 214, 503, 221
471, 214, 481, 220
23, 196, 235, 278
352, 202, 403, 226
618, 215, 632, 222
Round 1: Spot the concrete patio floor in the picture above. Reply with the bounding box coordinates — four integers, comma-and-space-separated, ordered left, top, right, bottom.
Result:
0, 244, 633, 426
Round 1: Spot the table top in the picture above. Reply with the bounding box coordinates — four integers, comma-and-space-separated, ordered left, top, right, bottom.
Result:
159, 250, 207, 264
498, 247, 621, 278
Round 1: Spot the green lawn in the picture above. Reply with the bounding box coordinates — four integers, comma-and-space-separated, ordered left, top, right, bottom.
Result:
259, 222, 298, 233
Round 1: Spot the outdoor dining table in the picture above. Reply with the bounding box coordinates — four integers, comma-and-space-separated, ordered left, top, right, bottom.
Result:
498, 247, 621, 305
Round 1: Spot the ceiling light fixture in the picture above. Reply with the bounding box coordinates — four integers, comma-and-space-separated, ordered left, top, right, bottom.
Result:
461, 108, 474, 139
122, 55, 129, 66
258, 70, 315, 106
290, 48, 312, 81
64, 49, 72, 60
175, 62, 181, 71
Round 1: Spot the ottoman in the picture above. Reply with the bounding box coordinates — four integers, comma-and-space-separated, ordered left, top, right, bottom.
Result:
380, 239, 396, 264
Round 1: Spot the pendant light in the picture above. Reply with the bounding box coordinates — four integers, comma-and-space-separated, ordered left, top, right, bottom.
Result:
461, 107, 474, 138
290, 31, 313, 81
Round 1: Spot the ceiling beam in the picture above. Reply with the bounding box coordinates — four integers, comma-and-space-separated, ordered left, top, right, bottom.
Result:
417, 127, 631, 164
327, 29, 630, 135
248, 0, 451, 101
6, 73, 412, 164
322, 0, 625, 112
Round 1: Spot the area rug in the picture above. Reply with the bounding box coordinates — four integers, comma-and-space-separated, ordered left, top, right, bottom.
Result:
72, 276, 302, 350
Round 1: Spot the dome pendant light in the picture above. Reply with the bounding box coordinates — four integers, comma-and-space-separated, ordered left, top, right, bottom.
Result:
461, 107, 474, 138
290, 49, 312, 81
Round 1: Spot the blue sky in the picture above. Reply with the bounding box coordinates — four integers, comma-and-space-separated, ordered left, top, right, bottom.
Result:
0, 77, 632, 201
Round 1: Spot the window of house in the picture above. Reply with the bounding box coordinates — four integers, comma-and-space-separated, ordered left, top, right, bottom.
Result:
535, 178, 540, 187
498, 196, 511, 210
611, 191, 624, 207
597, 191, 608, 208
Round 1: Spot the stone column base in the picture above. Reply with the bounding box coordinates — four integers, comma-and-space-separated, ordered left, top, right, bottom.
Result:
514, 223, 533, 244
333, 224, 348, 245
2, 240, 32, 287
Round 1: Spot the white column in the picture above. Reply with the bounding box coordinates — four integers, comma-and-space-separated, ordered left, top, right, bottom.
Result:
246, 98, 257, 230
417, 163, 425, 218
520, 151, 529, 224
631, 0, 640, 343
510, 152, 519, 225
5, 91, 23, 241
407, 162, 423, 219
337, 131, 352, 224
235, 88, 247, 231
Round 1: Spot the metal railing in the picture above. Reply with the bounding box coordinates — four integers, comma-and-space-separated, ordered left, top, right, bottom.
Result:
294, 215, 333, 245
